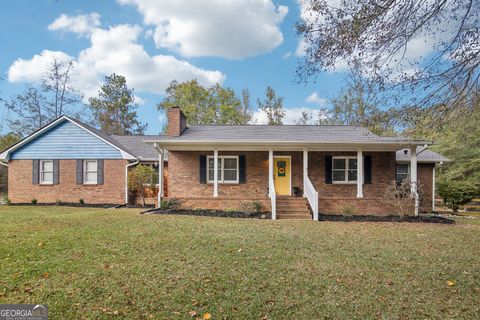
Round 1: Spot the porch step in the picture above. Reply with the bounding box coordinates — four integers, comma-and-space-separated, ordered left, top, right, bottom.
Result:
277, 213, 312, 220
275, 196, 312, 220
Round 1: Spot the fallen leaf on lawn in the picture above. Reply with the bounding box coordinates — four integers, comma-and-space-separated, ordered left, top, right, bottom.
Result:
447, 280, 455, 286
189, 311, 197, 317
38, 241, 45, 247
238, 248, 242, 252
203, 312, 211, 319
24, 287, 33, 293
43, 272, 49, 278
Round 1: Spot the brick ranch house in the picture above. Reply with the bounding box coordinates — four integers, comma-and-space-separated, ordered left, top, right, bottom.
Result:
0, 107, 449, 219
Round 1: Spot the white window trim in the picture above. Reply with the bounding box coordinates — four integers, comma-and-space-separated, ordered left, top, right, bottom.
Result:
83, 160, 98, 185
396, 163, 410, 181
332, 156, 358, 184
207, 155, 239, 184
40, 160, 54, 185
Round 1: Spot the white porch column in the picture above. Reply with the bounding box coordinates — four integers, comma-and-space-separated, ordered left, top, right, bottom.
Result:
303, 147, 308, 196
432, 164, 436, 212
158, 149, 164, 206
213, 149, 219, 197
410, 147, 419, 215
268, 149, 273, 197
357, 149, 363, 198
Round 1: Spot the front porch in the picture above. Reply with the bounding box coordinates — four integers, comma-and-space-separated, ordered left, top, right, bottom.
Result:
155, 147, 422, 220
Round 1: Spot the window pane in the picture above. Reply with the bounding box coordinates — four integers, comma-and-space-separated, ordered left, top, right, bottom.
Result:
208, 169, 214, 181
224, 169, 237, 181
43, 172, 53, 183
397, 164, 409, 174
348, 159, 357, 170
85, 160, 97, 172
208, 158, 214, 169
85, 172, 97, 183
348, 170, 357, 181
224, 158, 237, 169
42, 161, 53, 171
333, 159, 345, 170
332, 170, 345, 181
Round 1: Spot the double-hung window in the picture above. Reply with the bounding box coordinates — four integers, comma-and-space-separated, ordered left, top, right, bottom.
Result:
40, 160, 53, 184
396, 164, 410, 182
83, 160, 98, 184
332, 157, 357, 183
207, 156, 239, 183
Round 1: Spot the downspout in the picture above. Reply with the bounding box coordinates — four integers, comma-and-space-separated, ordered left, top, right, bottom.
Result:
125, 159, 140, 204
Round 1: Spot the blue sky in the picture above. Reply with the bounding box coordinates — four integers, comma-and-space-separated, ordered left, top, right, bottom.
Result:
0, 0, 348, 134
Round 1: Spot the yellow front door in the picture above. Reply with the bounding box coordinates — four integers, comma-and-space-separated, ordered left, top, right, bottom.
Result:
274, 157, 291, 195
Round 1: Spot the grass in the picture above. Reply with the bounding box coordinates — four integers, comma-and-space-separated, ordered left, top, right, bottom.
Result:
0, 206, 479, 319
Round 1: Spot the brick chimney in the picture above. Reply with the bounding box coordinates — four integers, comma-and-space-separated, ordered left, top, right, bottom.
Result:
167, 107, 187, 137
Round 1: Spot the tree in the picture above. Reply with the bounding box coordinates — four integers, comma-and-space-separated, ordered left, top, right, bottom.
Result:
327, 65, 395, 135
257, 86, 285, 125
296, 110, 314, 125
0, 133, 21, 151
89, 74, 147, 135
437, 181, 476, 212
296, 0, 479, 109
5, 58, 83, 136
158, 80, 251, 126
41, 58, 83, 118
5, 86, 49, 135
128, 165, 157, 207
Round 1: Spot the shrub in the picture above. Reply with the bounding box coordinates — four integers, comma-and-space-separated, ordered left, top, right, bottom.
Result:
384, 180, 415, 217
161, 198, 181, 210
31, 198, 37, 205
341, 204, 357, 216
128, 165, 157, 207
0, 194, 10, 205
437, 181, 476, 212
79, 199, 85, 206
239, 201, 263, 213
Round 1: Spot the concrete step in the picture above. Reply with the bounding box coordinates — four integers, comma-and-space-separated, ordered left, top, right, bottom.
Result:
277, 208, 310, 212
277, 213, 312, 220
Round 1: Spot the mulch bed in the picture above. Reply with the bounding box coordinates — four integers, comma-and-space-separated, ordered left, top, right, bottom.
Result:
9, 203, 154, 209
143, 208, 271, 219
318, 214, 455, 224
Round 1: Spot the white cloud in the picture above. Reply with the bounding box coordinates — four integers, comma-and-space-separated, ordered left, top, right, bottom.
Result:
305, 92, 328, 106
8, 19, 225, 100
48, 12, 101, 36
8, 50, 74, 83
118, 0, 288, 59
251, 107, 320, 125
295, 39, 306, 57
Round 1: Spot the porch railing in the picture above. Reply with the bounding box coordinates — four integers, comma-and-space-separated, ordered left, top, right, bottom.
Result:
269, 174, 276, 220
304, 175, 318, 220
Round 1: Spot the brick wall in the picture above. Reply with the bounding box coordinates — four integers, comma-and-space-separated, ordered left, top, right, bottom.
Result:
166, 150, 408, 215
418, 163, 434, 212
8, 159, 127, 204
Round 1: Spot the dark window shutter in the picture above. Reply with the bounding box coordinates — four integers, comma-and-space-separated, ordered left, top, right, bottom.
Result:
53, 160, 59, 185
325, 155, 332, 184
97, 159, 104, 185
239, 155, 246, 183
32, 160, 39, 185
76, 160, 83, 185
199, 155, 206, 184
364, 155, 372, 184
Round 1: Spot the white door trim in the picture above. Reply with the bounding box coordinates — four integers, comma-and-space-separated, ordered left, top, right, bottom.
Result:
273, 155, 292, 196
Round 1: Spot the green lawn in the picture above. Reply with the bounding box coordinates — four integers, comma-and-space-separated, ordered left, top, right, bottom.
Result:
0, 207, 479, 319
